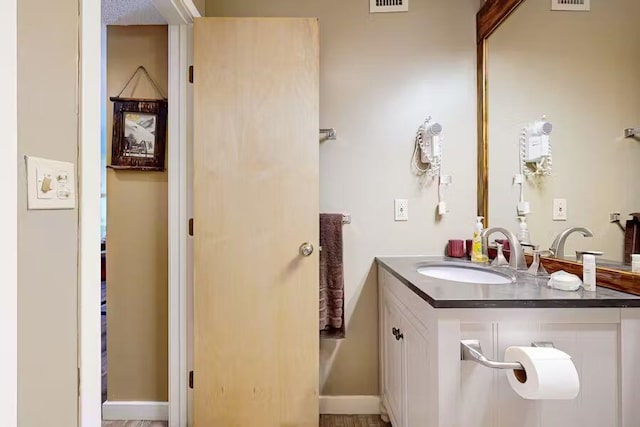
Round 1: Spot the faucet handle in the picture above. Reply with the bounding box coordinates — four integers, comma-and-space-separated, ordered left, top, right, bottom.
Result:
491, 243, 509, 267
527, 249, 550, 277
575, 250, 604, 262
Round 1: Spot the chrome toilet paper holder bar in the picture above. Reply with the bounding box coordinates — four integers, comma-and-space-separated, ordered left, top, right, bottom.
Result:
461, 340, 555, 370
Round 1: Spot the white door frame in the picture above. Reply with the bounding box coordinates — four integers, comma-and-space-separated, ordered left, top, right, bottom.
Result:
0, 0, 18, 426
79, 1, 198, 426
78, 0, 103, 425
166, 20, 195, 427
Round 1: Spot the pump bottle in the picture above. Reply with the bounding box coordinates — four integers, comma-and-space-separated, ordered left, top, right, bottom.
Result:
471, 216, 487, 263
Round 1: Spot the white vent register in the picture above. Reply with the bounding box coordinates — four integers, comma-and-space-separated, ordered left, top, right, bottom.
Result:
552, 0, 590, 11
370, 0, 408, 13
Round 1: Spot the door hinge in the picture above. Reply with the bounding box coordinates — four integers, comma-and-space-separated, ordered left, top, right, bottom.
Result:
189, 65, 194, 84
77, 367, 81, 396
189, 218, 194, 236
189, 370, 194, 389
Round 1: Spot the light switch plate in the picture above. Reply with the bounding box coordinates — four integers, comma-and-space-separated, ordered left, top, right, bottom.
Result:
553, 198, 567, 221
25, 156, 76, 210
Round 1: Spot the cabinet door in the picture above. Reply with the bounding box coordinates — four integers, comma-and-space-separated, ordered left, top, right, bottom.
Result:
383, 290, 404, 427
403, 314, 431, 427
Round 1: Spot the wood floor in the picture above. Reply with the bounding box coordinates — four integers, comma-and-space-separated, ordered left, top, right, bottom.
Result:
321, 415, 389, 426
102, 415, 388, 427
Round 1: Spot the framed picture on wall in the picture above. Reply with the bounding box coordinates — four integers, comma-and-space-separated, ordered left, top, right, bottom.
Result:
109, 97, 168, 171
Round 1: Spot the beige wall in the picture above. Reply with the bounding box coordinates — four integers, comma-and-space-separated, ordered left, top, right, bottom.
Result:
106, 25, 169, 401
488, 0, 640, 261
206, 0, 479, 395
193, 0, 205, 16
17, 0, 79, 426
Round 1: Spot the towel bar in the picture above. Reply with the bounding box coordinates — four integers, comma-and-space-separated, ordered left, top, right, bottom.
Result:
320, 128, 337, 140
461, 340, 555, 370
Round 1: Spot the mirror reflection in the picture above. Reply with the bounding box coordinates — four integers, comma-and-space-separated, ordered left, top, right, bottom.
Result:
486, 0, 640, 266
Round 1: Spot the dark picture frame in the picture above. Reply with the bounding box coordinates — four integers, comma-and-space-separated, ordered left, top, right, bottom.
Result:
109, 97, 168, 171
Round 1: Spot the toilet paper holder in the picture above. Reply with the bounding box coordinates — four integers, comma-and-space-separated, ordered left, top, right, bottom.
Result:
461, 339, 555, 370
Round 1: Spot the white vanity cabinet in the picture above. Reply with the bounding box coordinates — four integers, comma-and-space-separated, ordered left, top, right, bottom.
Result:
380, 287, 431, 427
378, 264, 640, 427
381, 289, 405, 427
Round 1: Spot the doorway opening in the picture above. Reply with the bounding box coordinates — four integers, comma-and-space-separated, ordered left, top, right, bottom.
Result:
82, 1, 196, 425
100, 1, 171, 423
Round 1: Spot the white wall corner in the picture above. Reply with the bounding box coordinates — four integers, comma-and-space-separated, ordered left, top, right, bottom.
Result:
319, 395, 381, 415
0, 0, 18, 425
102, 401, 169, 421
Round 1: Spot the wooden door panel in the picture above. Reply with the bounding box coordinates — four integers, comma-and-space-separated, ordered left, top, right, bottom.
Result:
193, 17, 319, 427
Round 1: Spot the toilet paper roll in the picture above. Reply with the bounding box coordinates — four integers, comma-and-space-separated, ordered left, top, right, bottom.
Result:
505, 346, 580, 400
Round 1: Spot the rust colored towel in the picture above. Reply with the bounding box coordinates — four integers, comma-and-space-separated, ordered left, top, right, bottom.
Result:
320, 213, 345, 338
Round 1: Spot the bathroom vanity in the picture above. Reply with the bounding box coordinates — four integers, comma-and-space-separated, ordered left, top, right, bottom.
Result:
377, 257, 640, 427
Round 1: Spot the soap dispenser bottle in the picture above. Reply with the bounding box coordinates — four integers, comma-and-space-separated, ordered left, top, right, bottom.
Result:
517, 216, 530, 244
471, 216, 487, 263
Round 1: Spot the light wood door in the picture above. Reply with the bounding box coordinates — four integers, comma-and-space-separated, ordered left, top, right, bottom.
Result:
193, 17, 319, 427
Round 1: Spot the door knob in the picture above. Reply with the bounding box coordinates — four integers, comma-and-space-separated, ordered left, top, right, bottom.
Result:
299, 242, 314, 257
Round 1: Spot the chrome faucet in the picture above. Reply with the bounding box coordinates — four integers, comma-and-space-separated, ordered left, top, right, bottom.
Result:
481, 227, 527, 270
549, 227, 593, 259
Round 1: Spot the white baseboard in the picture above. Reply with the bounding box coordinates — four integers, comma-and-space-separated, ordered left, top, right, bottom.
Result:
103, 397, 377, 419
102, 401, 169, 421
319, 395, 381, 415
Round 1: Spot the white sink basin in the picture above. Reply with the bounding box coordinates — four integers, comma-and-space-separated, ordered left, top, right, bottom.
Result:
416, 264, 514, 285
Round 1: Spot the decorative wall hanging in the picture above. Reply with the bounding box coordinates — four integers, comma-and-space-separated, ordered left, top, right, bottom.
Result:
109, 66, 168, 171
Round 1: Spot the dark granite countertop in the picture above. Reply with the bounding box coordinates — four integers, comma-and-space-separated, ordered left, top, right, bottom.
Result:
376, 256, 640, 309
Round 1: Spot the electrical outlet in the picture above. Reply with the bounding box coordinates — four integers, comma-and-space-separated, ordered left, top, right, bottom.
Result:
610, 212, 621, 223
395, 199, 408, 221
553, 198, 567, 221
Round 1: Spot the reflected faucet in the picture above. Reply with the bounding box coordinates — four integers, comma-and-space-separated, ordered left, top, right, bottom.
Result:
481, 227, 527, 270
549, 227, 593, 259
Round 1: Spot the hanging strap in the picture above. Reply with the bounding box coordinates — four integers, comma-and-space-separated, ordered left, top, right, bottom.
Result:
116, 66, 167, 100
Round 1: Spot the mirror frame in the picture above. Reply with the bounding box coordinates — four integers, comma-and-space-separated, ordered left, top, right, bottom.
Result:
476, 0, 526, 222
475, 0, 640, 296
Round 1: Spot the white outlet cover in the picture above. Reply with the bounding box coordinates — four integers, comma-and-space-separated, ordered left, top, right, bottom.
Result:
553, 198, 567, 221
25, 156, 76, 210
395, 199, 408, 221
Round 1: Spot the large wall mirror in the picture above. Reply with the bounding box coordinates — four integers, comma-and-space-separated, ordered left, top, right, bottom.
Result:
478, 0, 640, 271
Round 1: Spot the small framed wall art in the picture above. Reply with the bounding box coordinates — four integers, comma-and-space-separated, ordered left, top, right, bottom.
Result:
109, 66, 168, 171
109, 97, 168, 171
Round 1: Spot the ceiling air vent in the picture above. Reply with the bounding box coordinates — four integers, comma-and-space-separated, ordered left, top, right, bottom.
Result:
370, 0, 409, 13
551, 0, 590, 11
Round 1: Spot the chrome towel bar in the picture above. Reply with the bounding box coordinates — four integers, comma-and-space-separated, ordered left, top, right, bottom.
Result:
461, 340, 555, 370
320, 128, 337, 140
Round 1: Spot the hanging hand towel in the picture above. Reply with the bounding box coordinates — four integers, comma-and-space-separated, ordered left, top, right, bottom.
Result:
320, 213, 345, 339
